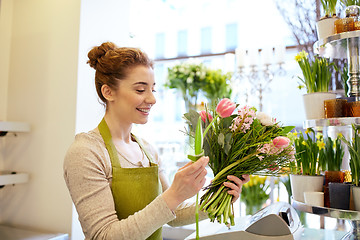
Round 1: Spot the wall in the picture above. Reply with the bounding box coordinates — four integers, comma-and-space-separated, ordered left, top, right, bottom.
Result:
0, 0, 80, 235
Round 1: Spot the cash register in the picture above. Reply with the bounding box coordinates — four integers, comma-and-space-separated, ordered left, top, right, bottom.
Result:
186, 201, 303, 240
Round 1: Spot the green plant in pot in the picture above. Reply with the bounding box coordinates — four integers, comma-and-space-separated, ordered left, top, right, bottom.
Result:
340, 124, 360, 210
295, 51, 336, 119
202, 69, 232, 108
321, 0, 338, 18
289, 129, 325, 202
319, 135, 345, 207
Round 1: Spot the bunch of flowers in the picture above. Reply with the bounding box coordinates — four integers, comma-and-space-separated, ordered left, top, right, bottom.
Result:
184, 98, 295, 237
295, 50, 334, 93
166, 61, 207, 111
240, 175, 269, 215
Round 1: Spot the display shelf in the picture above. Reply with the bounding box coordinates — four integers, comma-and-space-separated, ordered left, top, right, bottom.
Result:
0, 225, 68, 240
314, 30, 360, 59
0, 121, 30, 136
292, 198, 360, 240
0, 171, 29, 187
303, 117, 360, 129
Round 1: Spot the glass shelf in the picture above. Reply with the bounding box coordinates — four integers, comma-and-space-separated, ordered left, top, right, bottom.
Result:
0, 121, 30, 136
314, 30, 360, 59
303, 117, 360, 129
292, 198, 360, 240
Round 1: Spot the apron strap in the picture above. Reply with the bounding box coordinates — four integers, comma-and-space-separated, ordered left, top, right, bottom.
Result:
98, 118, 122, 168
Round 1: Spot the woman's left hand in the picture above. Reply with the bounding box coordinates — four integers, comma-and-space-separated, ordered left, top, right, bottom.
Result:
223, 174, 250, 203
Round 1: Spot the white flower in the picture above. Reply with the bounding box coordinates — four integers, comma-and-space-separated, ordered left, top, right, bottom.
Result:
256, 112, 274, 126
187, 77, 193, 84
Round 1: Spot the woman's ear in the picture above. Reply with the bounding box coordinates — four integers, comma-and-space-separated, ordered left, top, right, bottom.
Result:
101, 85, 114, 102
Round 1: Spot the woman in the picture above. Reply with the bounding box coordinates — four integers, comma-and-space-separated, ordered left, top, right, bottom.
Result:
64, 42, 250, 240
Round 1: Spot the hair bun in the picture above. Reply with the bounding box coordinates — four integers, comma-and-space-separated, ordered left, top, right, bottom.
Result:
87, 42, 117, 70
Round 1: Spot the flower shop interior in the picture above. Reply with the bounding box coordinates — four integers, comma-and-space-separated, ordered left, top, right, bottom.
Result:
1, 0, 360, 239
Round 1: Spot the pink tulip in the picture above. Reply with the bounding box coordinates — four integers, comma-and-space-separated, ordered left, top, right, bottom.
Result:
200, 110, 213, 123
216, 98, 236, 118
273, 136, 290, 149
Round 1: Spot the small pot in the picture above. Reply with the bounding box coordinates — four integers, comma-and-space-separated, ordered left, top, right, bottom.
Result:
347, 101, 360, 117
290, 174, 324, 203
329, 182, 351, 210
316, 16, 338, 40
303, 92, 337, 119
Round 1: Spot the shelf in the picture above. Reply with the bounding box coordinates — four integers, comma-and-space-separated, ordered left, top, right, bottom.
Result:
0, 121, 30, 136
0, 171, 29, 187
0, 225, 68, 240
303, 117, 360, 129
314, 30, 360, 59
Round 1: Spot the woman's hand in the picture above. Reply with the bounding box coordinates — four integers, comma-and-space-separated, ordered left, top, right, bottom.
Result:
162, 156, 209, 211
223, 174, 250, 203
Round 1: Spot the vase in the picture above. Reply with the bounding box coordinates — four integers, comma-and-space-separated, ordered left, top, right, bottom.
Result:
316, 16, 338, 40
329, 182, 351, 210
290, 174, 324, 203
303, 92, 337, 119
348, 101, 360, 117
353, 185, 360, 211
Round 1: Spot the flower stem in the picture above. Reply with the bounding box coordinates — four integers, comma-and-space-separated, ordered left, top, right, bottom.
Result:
195, 193, 199, 240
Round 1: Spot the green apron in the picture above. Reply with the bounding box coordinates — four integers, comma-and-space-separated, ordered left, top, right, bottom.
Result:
98, 118, 162, 240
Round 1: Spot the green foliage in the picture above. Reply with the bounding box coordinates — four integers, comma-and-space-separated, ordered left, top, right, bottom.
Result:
340, 124, 360, 186
319, 136, 344, 171
320, 0, 338, 16
340, 0, 360, 6
202, 69, 232, 108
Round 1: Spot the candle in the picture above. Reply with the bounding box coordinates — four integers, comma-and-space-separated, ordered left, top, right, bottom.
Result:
224, 53, 235, 72
235, 47, 246, 67
261, 46, 273, 65
274, 44, 286, 64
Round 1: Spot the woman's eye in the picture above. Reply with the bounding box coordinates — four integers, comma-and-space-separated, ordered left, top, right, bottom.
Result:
136, 89, 145, 93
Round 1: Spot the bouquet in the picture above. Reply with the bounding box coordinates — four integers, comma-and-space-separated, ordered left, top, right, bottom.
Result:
184, 98, 295, 237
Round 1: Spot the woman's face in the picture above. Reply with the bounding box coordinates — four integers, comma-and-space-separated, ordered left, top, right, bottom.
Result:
108, 65, 156, 125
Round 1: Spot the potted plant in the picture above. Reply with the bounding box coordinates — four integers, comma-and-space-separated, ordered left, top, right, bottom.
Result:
295, 50, 336, 119
318, 135, 345, 207
289, 129, 325, 203
341, 124, 360, 211
165, 61, 207, 112
202, 69, 232, 108
317, 0, 339, 40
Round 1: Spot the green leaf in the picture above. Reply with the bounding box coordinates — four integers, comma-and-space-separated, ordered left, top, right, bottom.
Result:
280, 126, 295, 135
195, 116, 203, 155
218, 133, 225, 147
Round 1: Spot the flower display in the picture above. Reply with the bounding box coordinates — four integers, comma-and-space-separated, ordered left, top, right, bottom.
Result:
184, 98, 295, 236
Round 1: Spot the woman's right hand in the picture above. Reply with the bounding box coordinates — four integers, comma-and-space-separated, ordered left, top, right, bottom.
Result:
162, 156, 209, 211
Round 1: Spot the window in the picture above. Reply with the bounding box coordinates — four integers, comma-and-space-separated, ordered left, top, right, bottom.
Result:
200, 27, 212, 54
177, 30, 188, 57
155, 32, 165, 59
225, 23, 238, 51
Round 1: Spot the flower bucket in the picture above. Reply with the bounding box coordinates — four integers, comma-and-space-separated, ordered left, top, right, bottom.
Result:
353, 185, 360, 211
316, 17, 338, 40
290, 174, 324, 203
303, 92, 337, 119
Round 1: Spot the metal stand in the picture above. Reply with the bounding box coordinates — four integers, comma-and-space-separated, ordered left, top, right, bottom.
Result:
292, 198, 360, 240
314, 30, 360, 101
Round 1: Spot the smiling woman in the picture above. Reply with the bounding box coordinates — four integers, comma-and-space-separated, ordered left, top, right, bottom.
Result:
63, 42, 249, 240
